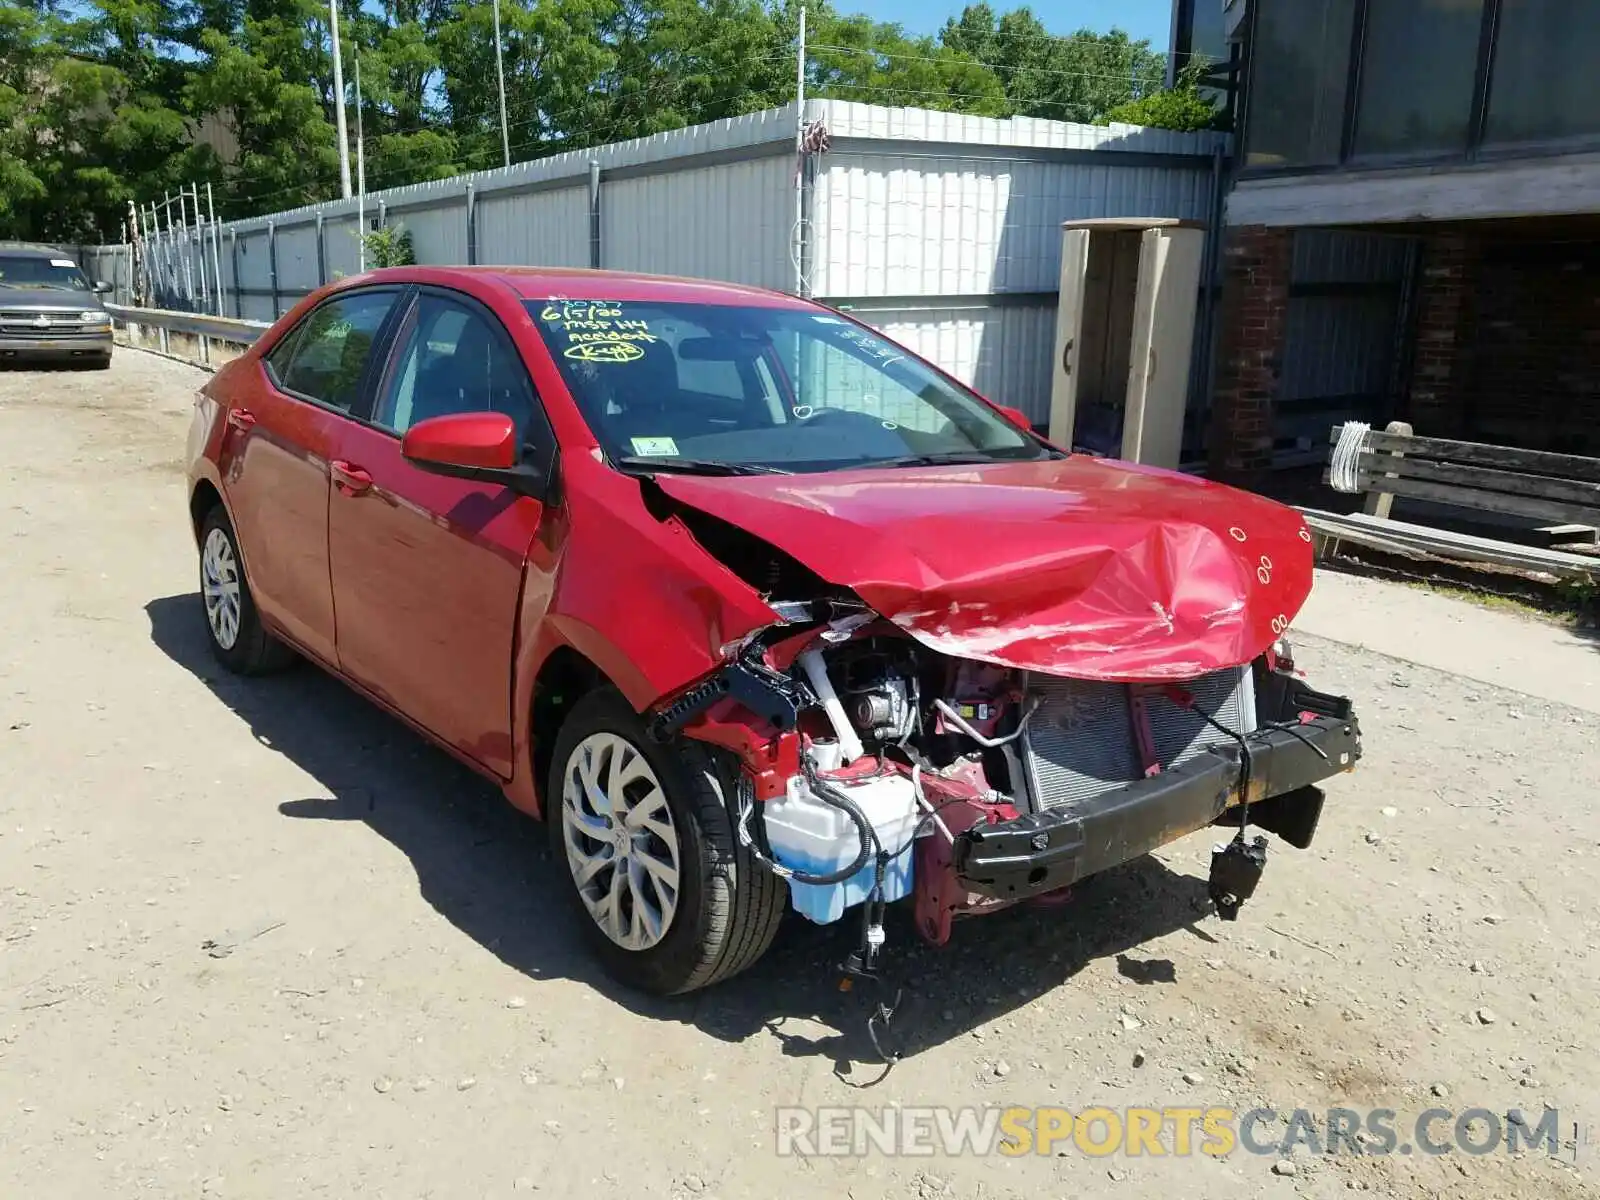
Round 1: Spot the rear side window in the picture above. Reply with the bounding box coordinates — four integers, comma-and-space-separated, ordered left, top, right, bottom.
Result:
268, 290, 397, 411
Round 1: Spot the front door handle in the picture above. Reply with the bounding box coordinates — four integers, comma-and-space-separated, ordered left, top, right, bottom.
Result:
331, 459, 373, 496
226, 408, 256, 432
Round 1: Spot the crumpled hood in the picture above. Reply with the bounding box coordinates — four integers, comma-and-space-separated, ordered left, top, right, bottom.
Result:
655, 457, 1316, 681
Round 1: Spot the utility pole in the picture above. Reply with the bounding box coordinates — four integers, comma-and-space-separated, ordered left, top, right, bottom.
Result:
356, 54, 367, 272
492, 0, 510, 168
329, 0, 352, 199
792, 5, 806, 297
206, 182, 224, 316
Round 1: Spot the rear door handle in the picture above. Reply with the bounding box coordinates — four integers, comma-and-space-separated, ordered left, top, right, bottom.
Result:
226, 408, 256, 432
331, 459, 373, 496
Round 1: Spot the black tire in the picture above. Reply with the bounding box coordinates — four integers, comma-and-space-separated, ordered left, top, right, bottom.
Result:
197, 505, 296, 675
89, 355, 112, 370
546, 687, 785, 995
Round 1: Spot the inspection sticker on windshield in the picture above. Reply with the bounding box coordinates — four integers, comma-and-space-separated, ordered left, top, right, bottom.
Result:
50, 258, 76, 268
630, 436, 679, 457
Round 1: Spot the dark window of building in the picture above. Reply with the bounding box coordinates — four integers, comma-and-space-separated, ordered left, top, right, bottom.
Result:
1352, 0, 1486, 160
1484, 0, 1600, 148
1244, 0, 1359, 168
1172, 0, 1229, 71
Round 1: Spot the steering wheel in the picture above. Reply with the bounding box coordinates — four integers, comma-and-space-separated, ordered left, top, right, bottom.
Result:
793, 405, 879, 427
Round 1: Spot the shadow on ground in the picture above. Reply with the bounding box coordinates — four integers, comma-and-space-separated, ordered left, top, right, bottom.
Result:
147, 591, 1217, 1073
0, 359, 110, 372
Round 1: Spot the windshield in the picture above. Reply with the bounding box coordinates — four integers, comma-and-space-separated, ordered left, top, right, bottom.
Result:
0, 255, 91, 291
526, 299, 1049, 474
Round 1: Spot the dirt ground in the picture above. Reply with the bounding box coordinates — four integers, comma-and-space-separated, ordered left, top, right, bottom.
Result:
1, 351, 1595, 1199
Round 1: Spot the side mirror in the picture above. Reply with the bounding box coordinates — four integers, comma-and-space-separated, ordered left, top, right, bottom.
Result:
401, 412, 545, 495
995, 404, 1033, 432
92, 281, 113, 295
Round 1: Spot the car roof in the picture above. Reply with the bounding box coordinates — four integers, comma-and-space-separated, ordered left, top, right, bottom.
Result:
364, 266, 812, 309
0, 242, 75, 259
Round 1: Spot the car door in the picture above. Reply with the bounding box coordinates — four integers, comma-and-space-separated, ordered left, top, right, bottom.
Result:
326, 287, 557, 777
222, 287, 402, 665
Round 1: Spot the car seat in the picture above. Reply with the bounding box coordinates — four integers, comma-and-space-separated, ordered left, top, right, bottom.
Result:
597, 339, 698, 445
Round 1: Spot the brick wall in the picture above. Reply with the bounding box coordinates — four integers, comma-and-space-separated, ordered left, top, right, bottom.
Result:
1406, 231, 1479, 439
1458, 238, 1600, 457
1207, 224, 1292, 480
1207, 221, 1600, 473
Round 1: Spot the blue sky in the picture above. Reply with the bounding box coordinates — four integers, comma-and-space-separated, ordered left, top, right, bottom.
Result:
852, 0, 1172, 48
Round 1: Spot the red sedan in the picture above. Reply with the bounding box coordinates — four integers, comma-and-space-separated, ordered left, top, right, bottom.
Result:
185, 267, 1361, 998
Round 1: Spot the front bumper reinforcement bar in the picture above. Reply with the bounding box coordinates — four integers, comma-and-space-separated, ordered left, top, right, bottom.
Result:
954, 713, 1362, 900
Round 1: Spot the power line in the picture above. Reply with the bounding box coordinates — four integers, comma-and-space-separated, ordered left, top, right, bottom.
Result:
204, 53, 799, 218
926, 21, 1174, 53
808, 42, 1167, 87
152, 24, 1203, 225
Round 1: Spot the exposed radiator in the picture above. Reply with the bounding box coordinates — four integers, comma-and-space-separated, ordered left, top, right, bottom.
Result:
1020, 667, 1257, 811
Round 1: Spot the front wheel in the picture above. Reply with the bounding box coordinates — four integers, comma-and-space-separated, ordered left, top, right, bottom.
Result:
547, 687, 784, 995
197, 505, 296, 675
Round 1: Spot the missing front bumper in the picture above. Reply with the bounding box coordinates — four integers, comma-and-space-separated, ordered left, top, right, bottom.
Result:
953, 712, 1361, 900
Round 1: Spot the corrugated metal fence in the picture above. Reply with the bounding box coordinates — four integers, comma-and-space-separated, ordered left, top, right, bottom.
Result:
1276, 229, 1417, 465
80, 99, 1231, 427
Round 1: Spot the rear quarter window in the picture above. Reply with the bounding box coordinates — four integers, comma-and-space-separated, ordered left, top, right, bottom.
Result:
263, 290, 398, 411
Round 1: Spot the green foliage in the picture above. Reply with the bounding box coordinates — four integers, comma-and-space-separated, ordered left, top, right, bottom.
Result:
0, 0, 1187, 242
1558, 574, 1598, 625
360, 223, 415, 268
939, 5, 1166, 124
1102, 61, 1226, 132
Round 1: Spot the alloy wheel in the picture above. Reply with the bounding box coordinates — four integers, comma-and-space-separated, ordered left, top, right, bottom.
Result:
201, 525, 243, 651
560, 731, 682, 952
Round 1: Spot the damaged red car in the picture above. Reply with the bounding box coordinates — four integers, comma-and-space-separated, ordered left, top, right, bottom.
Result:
185, 267, 1362, 999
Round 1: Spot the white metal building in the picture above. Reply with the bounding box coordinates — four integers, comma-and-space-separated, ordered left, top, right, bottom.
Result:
112, 100, 1228, 427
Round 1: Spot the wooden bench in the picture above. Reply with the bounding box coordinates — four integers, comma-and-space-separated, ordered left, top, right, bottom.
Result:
1301, 421, 1600, 582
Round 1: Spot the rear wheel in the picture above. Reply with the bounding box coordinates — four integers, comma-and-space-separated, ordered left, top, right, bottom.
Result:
198, 505, 295, 675
547, 687, 784, 995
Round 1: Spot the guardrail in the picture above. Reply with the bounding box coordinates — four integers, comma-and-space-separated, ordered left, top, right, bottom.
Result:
106, 303, 269, 369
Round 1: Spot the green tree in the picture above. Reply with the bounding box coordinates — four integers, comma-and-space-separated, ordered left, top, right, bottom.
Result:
0, 0, 207, 241
361, 221, 415, 265
808, 7, 1009, 116
436, 0, 616, 163
1102, 61, 1224, 133
0, 0, 1204, 239
187, 16, 341, 217
939, 4, 1165, 123
0, 4, 53, 232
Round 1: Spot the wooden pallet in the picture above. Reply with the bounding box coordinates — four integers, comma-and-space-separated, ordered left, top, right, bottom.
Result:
1301, 507, 1597, 582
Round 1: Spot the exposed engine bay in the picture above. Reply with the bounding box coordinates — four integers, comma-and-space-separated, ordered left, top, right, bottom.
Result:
649, 600, 1363, 998
622, 465, 1366, 1060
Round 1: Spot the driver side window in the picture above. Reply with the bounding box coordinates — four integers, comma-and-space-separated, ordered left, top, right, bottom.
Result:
373, 294, 537, 440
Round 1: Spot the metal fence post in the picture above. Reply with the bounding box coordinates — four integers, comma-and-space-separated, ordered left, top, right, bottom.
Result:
267, 222, 280, 319
588, 160, 602, 270
230, 230, 241, 319
466, 183, 477, 265
316, 211, 327, 285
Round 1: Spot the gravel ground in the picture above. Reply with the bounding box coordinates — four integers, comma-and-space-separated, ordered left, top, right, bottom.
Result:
1, 352, 1595, 1199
